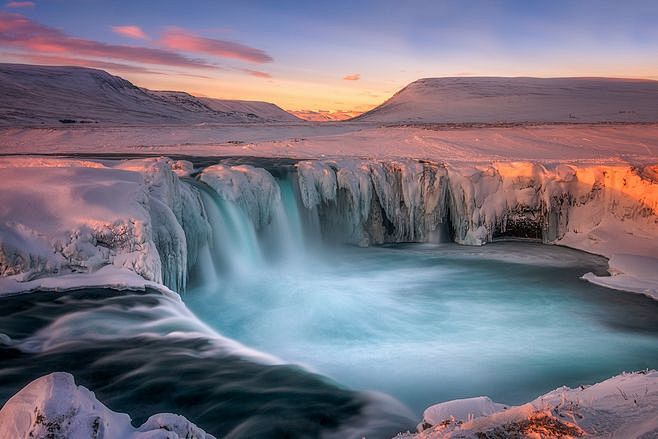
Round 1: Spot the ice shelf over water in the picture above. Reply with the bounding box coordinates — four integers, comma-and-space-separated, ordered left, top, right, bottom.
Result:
1, 156, 657, 298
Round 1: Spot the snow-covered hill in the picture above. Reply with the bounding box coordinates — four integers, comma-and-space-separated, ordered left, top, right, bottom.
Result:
199, 97, 302, 122
0, 64, 298, 125
353, 77, 658, 123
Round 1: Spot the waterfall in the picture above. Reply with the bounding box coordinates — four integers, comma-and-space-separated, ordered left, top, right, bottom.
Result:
190, 181, 264, 281
264, 175, 307, 264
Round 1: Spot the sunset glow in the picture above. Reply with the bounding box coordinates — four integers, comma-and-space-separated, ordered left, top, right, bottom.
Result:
1, 1, 657, 115
1, 2, 658, 436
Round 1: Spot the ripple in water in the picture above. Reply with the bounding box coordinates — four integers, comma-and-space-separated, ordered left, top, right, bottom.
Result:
185, 241, 658, 416
0, 289, 414, 438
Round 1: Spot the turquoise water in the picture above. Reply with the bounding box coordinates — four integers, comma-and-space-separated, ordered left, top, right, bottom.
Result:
185, 241, 658, 415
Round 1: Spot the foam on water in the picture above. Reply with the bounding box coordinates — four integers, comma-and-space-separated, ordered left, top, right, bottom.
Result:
185, 241, 658, 415
0, 289, 415, 438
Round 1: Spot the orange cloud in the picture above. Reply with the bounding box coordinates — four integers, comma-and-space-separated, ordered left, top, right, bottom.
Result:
161, 28, 273, 63
112, 25, 148, 40
5, 1, 34, 8
343, 73, 360, 81
242, 68, 271, 78
0, 12, 214, 69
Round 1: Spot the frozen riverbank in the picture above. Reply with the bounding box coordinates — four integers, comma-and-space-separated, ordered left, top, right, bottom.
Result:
402, 370, 658, 439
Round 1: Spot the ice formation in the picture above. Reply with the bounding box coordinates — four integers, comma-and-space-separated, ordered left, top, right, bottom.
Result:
0, 157, 209, 293
199, 164, 281, 230
0, 372, 214, 439
2, 156, 656, 297
294, 159, 658, 252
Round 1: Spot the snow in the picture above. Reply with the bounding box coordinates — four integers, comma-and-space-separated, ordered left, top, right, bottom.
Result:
400, 371, 658, 439
0, 63, 298, 125
0, 372, 214, 439
200, 97, 302, 122
291, 159, 658, 300
0, 68, 656, 303
0, 265, 174, 297
422, 397, 507, 425
1, 154, 656, 299
0, 156, 210, 294
355, 77, 658, 123
1, 69, 658, 437
3, 124, 657, 165
582, 254, 658, 301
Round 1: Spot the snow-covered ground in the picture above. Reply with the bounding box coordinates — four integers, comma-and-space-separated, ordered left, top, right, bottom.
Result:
354, 77, 658, 123
0, 372, 214, 439
398, 370, 658, 439
2, 123, 657, 164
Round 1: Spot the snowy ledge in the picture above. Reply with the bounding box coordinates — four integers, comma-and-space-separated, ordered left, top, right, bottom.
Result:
398, 370, 658, 439
581, 254, 658, 302
0, 265, 177, 299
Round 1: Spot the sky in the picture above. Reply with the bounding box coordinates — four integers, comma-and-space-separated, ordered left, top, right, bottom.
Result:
1, 0, 658, 117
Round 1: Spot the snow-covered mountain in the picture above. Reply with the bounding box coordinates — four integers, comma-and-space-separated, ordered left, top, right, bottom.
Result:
199, 97, 302, 122
353, 77, 658, 123
0, 64, 299, 125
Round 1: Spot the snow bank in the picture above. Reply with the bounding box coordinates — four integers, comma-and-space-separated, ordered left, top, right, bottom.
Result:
400, 370, 658, 439
0, 157, 210, 294
0, 372, 214, 439
422, 396, 507, 426
582, 254, 658, 300
0, 265, 174, 297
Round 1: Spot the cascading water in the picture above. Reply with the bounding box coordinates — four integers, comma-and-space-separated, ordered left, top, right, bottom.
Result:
190, 180, 264, 281
193, 172, 314, 275
261, 175, 308, 264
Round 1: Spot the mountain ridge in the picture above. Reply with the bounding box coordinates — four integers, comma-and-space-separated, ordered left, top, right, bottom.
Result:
352, 76, 658, 123
0, 63, 300, 125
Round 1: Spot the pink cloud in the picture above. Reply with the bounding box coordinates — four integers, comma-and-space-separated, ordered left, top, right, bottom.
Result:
112, 25, 148, 40
5, 1, 34, 8
242, 68, 271, 78
343, 73, 360, 81
161, 28, 272, 63
0, 12, 214, 69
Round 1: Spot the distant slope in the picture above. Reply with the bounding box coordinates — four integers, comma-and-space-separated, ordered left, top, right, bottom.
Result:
200, 98, 301, 122
0, 64, 297, 125
353, 77, 658, 123
290, 109, 363, 122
